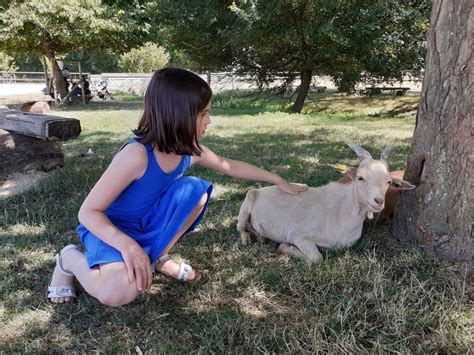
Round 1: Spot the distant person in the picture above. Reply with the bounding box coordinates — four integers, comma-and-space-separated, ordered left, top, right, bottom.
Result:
82, 75, 91, 95
47, 67, 307, 306
61, 67, 71, 90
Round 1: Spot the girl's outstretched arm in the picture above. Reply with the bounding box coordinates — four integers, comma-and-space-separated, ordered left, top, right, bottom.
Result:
193, 145, 307, 194
78, 143, 153, 292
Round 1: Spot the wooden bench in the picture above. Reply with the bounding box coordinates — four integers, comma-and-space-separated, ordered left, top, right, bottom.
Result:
0, 109, 81, 179
364, 87, 410, 96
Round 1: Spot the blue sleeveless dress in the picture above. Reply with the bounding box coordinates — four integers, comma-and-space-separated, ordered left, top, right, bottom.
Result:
77, 138, 213, 269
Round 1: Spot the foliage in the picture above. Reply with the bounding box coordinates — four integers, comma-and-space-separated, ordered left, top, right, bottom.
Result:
155, 0, 431, 111
60, 49, 121, 74
0, 51, 18, 71
119, 42, 169, 73
12, 54, 43, 72
0, 0, 149, 98
0, 0, 132, 56
152, 0, 235, 71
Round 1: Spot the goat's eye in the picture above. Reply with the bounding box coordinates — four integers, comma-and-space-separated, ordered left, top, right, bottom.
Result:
388, 181, 392, 185
357, 176, 365, 181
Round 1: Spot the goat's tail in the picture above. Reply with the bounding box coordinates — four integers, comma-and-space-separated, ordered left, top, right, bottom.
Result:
237, 189, 258, 245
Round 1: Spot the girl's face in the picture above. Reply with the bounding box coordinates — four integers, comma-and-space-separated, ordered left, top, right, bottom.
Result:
196, 101, 212, 140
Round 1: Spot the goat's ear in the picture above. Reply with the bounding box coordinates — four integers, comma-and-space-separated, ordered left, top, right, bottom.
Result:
380, 146, 396, 162
344, 167, 358, 180
390, 177, 416, 190
347, 143, 372, 161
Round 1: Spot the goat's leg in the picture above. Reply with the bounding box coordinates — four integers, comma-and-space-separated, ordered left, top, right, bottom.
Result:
278, 238, 322, 264
237, 190, 257, 245
278, 243, 306, 259
237, 201, 251, 245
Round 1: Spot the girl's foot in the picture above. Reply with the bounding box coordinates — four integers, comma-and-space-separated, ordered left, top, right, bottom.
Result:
47, 245, 78, 304
155, 254, 202, 282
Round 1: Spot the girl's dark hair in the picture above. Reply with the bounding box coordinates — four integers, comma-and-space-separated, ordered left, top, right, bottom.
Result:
133, 67, 212, 156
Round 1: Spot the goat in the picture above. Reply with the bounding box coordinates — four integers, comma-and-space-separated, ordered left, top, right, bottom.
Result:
236, 143, 415, 263
336, 168, 414, 221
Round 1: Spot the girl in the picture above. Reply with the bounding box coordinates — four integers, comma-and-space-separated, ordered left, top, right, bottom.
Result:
48, 67, 307, 307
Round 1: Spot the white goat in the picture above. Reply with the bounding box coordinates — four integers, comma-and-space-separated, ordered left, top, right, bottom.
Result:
236, 143, 415, 263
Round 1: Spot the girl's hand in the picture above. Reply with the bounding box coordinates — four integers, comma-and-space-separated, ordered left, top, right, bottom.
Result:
121, 241, 153, 292
277, 180, 308, 195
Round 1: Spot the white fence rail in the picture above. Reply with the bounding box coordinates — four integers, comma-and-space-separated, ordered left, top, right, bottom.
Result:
1, 71, 90, 84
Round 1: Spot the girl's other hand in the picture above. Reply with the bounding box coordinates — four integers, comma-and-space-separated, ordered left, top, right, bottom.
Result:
121, 242, 153, 292
277, 180, 308, 195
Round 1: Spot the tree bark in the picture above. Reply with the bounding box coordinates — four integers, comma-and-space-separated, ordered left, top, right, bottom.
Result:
42, 36, 68, 102
40, 57, 50, 96
392, 0, 473, 262
291, 69, 312, 113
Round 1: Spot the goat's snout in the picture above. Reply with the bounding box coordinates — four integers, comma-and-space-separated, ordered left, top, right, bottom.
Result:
374, 197, 384, 206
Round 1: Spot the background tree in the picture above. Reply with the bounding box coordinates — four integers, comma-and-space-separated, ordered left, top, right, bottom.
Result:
393, 0, 473, 262
0, 51, 18, 72
119, 43, 169, 73
156, 0, 430, 113
152, 0, 235, 72
0, 0, 147, 101
63, 49, 121, 74
229, 0, 431, 112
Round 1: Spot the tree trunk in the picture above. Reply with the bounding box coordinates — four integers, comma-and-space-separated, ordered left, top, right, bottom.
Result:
392, 0, 473, 262
42, 37, 68, 103
40, 57, 50, 96
291, 69, 312, 113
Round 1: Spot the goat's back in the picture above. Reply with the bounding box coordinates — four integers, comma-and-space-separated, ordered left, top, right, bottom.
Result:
245, 183, 350, 244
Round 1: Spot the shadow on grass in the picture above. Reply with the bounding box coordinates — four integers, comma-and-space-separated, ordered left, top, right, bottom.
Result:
1, 109, 469, 353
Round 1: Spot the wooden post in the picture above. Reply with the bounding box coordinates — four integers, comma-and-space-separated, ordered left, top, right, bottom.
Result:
78, 61, 85, 105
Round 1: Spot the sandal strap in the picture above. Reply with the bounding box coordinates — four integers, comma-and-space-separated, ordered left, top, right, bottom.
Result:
177, 263, 193, 281
48, 285, 77, 299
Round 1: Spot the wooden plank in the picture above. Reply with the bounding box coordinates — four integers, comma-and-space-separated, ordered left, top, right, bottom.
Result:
0, 110, 81, 140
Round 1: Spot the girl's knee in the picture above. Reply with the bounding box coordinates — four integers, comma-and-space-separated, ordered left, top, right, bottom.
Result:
96, 281, 139, 307
95, 264, 140, 307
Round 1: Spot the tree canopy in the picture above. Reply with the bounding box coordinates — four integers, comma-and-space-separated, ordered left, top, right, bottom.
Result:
0, 0, 149, 100
156, 0, 431, 112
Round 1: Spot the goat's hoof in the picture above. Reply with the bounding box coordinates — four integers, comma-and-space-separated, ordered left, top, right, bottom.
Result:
240, 232, 251, 245
277, 244, 291, 253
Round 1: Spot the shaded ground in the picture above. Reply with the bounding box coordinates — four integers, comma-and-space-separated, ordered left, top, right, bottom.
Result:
0, 91, 472, 353
0, 171, 49, 199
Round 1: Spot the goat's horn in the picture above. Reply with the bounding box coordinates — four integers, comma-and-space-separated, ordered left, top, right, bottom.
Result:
347, 143, 372, 161
380, 146, 396, 161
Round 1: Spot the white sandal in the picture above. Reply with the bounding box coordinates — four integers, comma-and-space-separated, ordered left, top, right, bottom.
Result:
47, 244, 79, 301
155, 254, 201, 281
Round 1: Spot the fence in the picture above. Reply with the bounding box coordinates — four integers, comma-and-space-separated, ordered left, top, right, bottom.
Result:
1, 71, 91, 84
1, 71, 423, 94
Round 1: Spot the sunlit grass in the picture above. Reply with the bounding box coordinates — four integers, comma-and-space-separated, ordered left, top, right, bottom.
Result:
0, 91, 472, 353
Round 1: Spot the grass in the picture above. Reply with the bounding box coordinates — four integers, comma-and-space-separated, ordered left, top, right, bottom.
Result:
0, 91, 472, 353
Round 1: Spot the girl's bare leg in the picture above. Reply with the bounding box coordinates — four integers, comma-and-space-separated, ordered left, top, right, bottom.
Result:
155, 193, 208, 280
49, 249, 139, 306
49, 192, 208, 305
